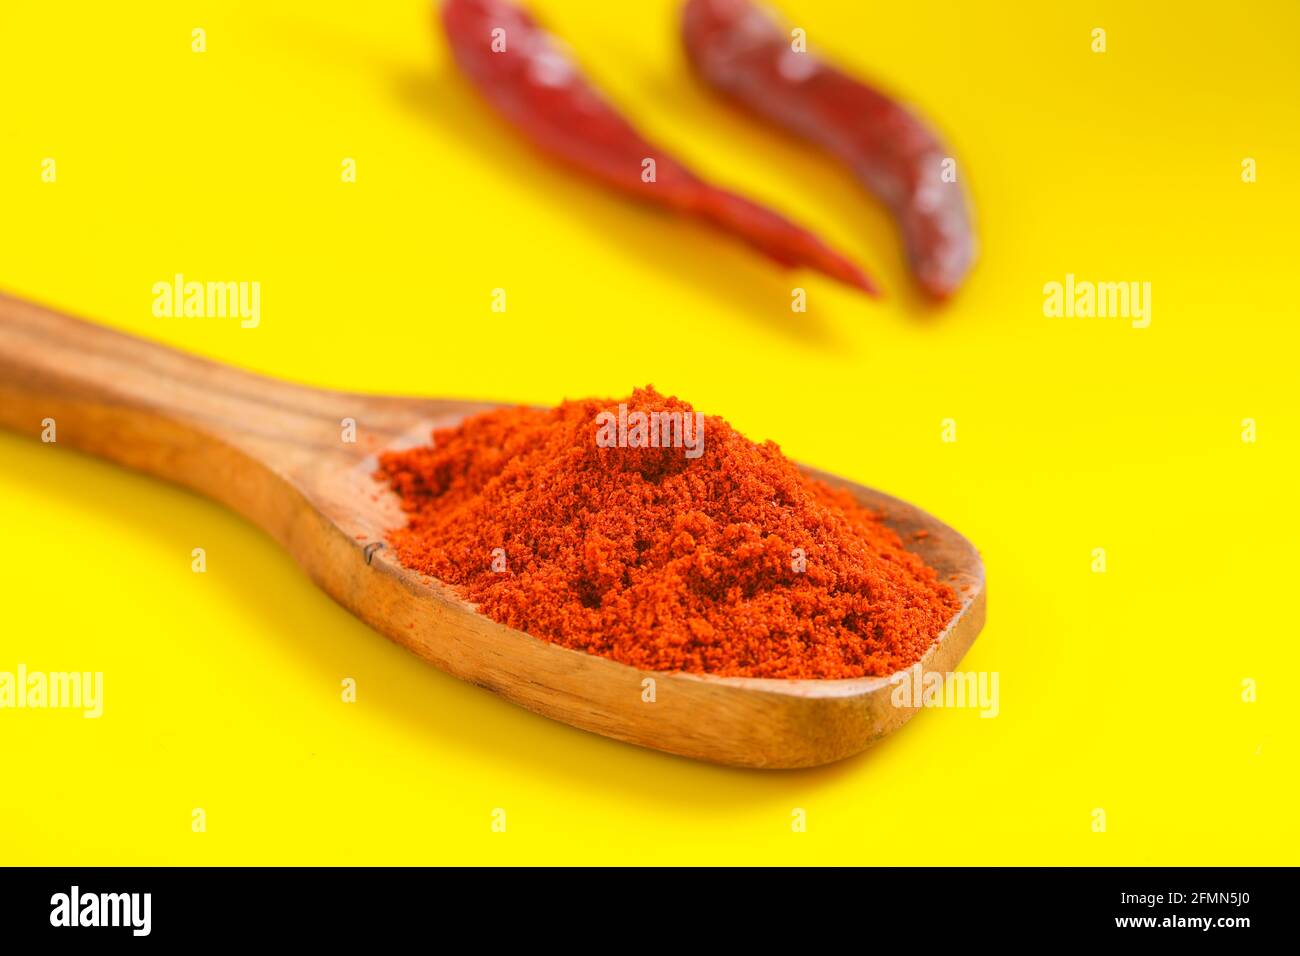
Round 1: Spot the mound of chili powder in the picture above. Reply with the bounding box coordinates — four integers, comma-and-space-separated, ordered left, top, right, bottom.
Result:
377, 387, 959, 679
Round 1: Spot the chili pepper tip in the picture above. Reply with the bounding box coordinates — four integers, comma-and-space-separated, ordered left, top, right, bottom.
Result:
794, 235, 882, 298
831, 261, 883, 298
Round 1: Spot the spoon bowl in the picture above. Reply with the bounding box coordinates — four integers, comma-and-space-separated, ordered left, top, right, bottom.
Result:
0, 293, 984, 767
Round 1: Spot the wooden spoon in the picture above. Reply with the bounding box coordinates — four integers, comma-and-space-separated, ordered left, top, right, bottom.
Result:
0, 293, 985, 768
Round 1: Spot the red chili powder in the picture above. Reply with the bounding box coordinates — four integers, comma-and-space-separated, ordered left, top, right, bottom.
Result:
376, 387, 959, 679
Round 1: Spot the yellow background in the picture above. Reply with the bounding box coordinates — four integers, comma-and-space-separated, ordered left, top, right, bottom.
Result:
1, 0, 1297, 865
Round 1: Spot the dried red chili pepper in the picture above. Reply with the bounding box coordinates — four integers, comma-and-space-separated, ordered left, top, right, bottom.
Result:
682, 0, 976, 298
440, 0, 878, 294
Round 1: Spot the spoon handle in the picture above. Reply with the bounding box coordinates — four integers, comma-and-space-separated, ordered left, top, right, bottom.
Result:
1, 291, 359, 469
0, 291, 390, 553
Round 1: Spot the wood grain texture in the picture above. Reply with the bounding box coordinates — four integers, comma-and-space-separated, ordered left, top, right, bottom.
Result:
0, 292, 985, 768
